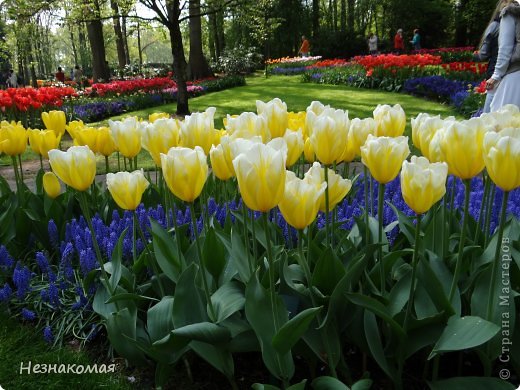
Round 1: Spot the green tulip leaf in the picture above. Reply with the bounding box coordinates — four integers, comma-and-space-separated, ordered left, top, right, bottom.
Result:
428, 315, 500, 359
172, 264, 208, 327
351, 378, 374, 390
106, 307, 147, 365
311, 376, 349, 389
202, 226, 227, 281
364, 310, 398, 383
147, 296, 175, 343
150, 218, 185, 283
272, 306, 322, 355
215, 229, 252, 283
210, 281, 246, 323
312, 247, 346, 296
252, 384, 281, 390
245, 272, 294, 381
108, 228, 127, 291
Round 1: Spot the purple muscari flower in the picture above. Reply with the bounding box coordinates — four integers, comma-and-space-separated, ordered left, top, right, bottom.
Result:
0, 283, 12, 302
46, 283, 60, 307
43, 326, 54, 344
36, 251, 50, 274
60, 242, 75, 282
12, 263, 32, 299
0, 245, 14, 270
48, 219, 60, 248
21, 308, 36, 321
79, 248, 98, 277
71, 286, 88, 310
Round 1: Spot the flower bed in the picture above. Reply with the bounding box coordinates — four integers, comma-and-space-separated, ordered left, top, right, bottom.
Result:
1, 99, 519, 389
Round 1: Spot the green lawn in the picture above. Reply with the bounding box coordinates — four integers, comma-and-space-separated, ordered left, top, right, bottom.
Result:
0, 313, 133, 390
102, 74, 461, 129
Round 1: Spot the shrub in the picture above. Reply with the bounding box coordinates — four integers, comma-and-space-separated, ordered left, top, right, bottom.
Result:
211, 45, 263, 75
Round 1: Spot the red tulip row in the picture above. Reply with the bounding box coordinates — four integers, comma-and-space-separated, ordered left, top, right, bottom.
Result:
0, 86, 76, 112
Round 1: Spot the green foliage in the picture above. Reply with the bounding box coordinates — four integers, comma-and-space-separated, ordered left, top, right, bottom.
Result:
210, 45, 263, 75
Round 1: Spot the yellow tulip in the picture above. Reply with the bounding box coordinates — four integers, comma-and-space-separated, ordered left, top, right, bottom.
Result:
106, 169, 150, 210
427, 129, 445, 163
232, 141, 287, 212
361, 135, 410, 184
48, 145, 96, 191
109, 117, 142, 159
180, 107, 216, 154
305, 101, 329, 137
43, 172, 62, 199
287, 111, 306, 132
411, 114, 448, 159
141, 118, 180, 166
303, 137, 316, 163
73, 127, 99, 152
439, 120, 487, 179
161, 146, 208, 203
41, 110, 67, 137
348, 117, 376, 157
482, 128, 520, 191
304, 162, 352, 211
226, 112, 270, 142
213, 129, 227, 146
373, 104, 406, 137
96, 127, 117, 157
256, 98, 289, 139
283, 129, 304, 167
149, 112, 170, 123
28, 129, 61, 159
309, 108, 350, 165
229, 136, 263, 162
0, 121, 27, 156
278, 171, 327, 229
65, 120, 86, 138
400, 156, 448, 214
210, 143, 234, 180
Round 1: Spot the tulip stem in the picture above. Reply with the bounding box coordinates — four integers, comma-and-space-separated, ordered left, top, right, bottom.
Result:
242, 200, 253, 275
363, 166, 370, 245
132, 212, 137, 265
117, 152, 121, 171
324, 165, 330, 247
403, 213, 422, 333
378, 183, 386, 297
475, 173, 490, 243
262, 212, 280, 331
78, 192, 114, 296
189, 203, 216, 321
484, 183, 496, 247
485, 190, 509, 322
448, 179, 471, 302
39, 155, 43, 171
105, 156, 110, 174
17, 154, 24, 182
251, 210, 258, 263
298, 229, 338, 378
171, 201, 183, 264
11, 156, 22, 198
134, 156, 138, 170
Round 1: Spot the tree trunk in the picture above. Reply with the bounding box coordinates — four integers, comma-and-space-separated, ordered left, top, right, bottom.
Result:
454, 0, 468, 46
85, 0, 109, 82
167, 0, 190, 115
312, 0, 320, 39
216, 8, 225, 55
78, 23, 90, 71
187, 0, 213, 80
340, 0, 346, 33
122, 15, 131, 65
137, 21, 143, 71
110, 0, 127, 69
347, 0, 355, 37
208, 10, 218, 60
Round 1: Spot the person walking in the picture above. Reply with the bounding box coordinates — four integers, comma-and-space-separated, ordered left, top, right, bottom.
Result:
55, 67, 65, 83
298, 35, 310, 57
367, 32, 378, 55
394, 29, 405, 54
410, 29, 421, 51
6, 69, 18, 88
475, 2, 501, 113
73, 65, 83, 87
488, 0, 520, 111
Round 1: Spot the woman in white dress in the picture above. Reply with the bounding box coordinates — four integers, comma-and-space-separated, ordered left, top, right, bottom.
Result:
487, 0, 520, 111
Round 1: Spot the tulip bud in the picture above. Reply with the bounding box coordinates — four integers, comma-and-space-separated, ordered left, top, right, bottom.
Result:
106, 169, 149, 210
361, 135, 410, 183
373, 104, 406, 137
43, 172, 61, 199
400, 156, 448, 214
41, 110, 67, 137
482, 128, 520, 191
48, 146, 96, 191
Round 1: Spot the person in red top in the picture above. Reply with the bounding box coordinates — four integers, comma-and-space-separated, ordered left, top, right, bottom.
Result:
299, 35, 310, 57
55, 67, 65, 83
394, 29, 404, 54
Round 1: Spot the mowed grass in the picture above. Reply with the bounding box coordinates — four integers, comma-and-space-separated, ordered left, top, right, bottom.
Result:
0, 313, 132, 390
104, 74, 461, 130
